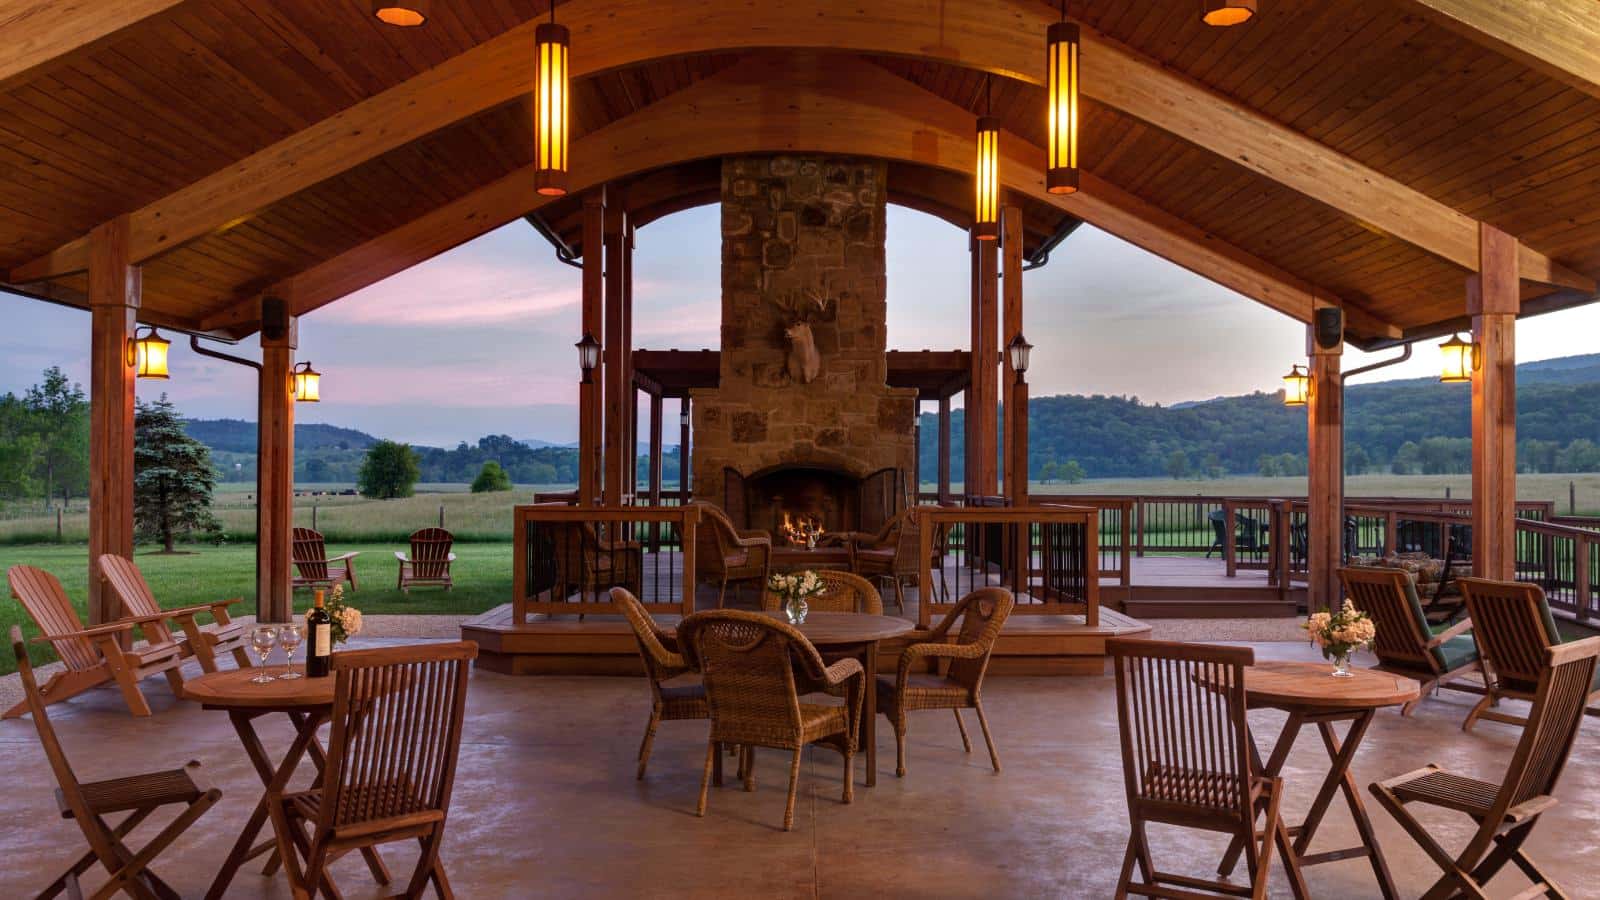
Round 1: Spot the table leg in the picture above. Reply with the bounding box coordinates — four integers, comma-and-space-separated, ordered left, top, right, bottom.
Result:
1296, 712, 1398, 900
1219, 711, 1304, 875
863, 641, 878, 787
205, 710, 325, 900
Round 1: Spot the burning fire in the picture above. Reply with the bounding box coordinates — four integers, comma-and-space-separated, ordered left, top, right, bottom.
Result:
781, 512, 825, 547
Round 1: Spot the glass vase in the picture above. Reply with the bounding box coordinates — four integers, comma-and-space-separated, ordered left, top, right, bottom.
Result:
1331, 651, 1352, 678
785, 595, 809, 625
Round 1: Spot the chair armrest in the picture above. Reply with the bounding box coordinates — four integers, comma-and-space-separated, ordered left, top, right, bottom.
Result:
818, 657, 864, 688
395, 552, 411, 563
446, 552, 457, 562
1424, 616, 1473, 649
329, 551, 360, 562
734, 532, 772, 548
159, 599, 244, 621
32, 617, 152, 643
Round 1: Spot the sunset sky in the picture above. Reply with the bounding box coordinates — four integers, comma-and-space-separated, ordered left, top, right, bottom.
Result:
5, 205, 1598, 448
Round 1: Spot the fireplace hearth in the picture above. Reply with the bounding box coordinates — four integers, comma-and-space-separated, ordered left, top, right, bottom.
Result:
724, 464, 901, 544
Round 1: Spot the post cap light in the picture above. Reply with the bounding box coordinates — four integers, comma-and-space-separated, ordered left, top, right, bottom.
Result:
132, 326, 170, 379
533, 21, 571, 197
1439, 333, 1479, 384
1007, 332, 1034, 376
1202, 0, 1257, 26
576, 331, 601, 383
1282, 364, 1310, 407
371, 1, 429, 27
290, 361, 322, 403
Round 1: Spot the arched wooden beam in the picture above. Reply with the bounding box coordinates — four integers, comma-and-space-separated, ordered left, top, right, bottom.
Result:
201, 54, 1397, 343
15, 0, 1587, 294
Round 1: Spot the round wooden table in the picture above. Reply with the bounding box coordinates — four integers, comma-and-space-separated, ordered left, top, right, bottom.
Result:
183, 667, 390, 899
1219, 660, 1420, 900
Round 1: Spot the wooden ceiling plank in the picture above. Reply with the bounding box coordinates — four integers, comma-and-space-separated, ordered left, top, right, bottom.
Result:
1407, 0, 1600, 101
0, 0, 186, 91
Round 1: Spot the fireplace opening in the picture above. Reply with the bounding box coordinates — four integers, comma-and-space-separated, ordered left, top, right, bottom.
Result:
724, 464, 902, 544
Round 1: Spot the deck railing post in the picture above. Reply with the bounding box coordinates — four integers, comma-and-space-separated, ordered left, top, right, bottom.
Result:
680, 505, 699, 620
1222, 498, 1238, 578
1135, 500, 1146, 558
918, 506, 933, 629
512, 508, 528, 625
1119, 500, 1132, 586
1576, 535, 1591, 623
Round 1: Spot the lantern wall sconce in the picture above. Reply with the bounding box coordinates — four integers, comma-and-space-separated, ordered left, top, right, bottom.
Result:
1438, 333, 1480, 384
371, 1, 429, 27
576, 332, 602, 383
130, 326, 170, 379
1281, 364, 1310, 406
1007, 333, 1034, 383
290, 361, 322, 402
1202, 0, 1257, 26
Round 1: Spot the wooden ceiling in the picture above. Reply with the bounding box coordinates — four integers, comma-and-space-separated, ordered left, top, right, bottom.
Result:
2, 0, 1597, 350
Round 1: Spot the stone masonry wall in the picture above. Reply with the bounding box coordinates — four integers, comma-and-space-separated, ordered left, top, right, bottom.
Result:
691, 155, 917, 504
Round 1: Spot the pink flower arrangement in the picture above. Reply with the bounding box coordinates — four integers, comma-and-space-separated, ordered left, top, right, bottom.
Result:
1303, 599, 1376, 660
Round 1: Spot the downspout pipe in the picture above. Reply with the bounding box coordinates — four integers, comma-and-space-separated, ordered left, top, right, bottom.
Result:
189, 336, 266, 617
1022, 217, 1084, 271
1338, 343, 1413, 526
524, 212, 584, 269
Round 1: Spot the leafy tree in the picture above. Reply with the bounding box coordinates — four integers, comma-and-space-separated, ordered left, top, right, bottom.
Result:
302, 457, 332, 482
1059, 459, 1086, 484
1257, 454, 1281, 477
23, 367, 89, 505
1344, 444, 1370, 476
471, 460, 513, 493
358, 440, 420, 499
134, 395, 222, 552
1039, 461, 1061, 483
1165, 450, 1190, 480
0, 392, 39, 499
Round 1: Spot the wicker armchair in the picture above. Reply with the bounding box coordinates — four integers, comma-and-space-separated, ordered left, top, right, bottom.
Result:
1458, 577, 1600, 732
690, 502, 771, 608
760, 569, 883, 615
877, 587, 1013, 777
613, 587, 710, 780
548, 521, 641, 614
850, 508, 946, 611
678, 610, 863, 831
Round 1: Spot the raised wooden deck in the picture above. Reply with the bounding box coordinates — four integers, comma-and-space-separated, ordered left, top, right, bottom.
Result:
1102, 556, 1304, 619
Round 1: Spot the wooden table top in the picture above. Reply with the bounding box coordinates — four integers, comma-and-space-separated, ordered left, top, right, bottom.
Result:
1243, 660, 1420, 711
760, 611, 914, 645
182, 667, 334, 710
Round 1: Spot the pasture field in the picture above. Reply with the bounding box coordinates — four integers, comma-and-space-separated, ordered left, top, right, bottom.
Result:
0, 542, 511, 675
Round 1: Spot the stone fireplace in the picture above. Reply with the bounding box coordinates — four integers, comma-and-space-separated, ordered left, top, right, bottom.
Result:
691, 155, 917, 537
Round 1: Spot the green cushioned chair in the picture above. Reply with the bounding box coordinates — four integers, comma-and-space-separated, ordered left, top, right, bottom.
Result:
1458, 577, 1600, 732
1338, 566, 1481, 716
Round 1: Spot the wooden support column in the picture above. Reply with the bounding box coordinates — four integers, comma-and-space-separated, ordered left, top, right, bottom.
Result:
258, 301, 296, 623
937, 394, 952, 504
1001, 206, 1026, 505
623, 225, 636, 498
87, 217, 138, 627
969, 230, 1000, 498
579, 188, 605, 506
603, 204, 628, 505
1471, 224, 1519, 579
1306, 319, 1344, 612
648, 393, 664, 506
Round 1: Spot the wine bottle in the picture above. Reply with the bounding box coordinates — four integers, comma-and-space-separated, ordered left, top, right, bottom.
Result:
306, 589, 332, 678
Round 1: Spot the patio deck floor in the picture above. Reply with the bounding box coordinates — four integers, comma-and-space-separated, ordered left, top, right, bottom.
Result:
1, 638, 1593, 898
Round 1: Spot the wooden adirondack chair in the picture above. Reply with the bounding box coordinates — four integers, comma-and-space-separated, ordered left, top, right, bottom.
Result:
292, 527, 360, 592
11, 625, 222, 900
98, 554, 249, 673
6, 565, 185, 719
396, 527, 457, 592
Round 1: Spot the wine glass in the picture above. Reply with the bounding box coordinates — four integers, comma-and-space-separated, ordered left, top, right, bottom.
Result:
277, 624, 304, 680
248, 625, 278, 683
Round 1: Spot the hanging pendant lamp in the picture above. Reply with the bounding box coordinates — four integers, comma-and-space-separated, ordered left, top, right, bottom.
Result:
1202, 0, 1257, 26
533, 5, 571, 197
1046, 3, 1080, 195
974, 77, 1000, 240
371, 1, 429, 27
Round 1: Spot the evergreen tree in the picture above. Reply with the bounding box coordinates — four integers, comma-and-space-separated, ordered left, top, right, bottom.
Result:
134, 395, 222, 552
358, 440, 421, 499
471, 460, 513, 493
23, 366, 89, 505
0, 392, 39, 499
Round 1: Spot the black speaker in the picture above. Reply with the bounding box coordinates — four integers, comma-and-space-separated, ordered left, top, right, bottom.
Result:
260, 296, 289, 341
1314, 307, 1343, 350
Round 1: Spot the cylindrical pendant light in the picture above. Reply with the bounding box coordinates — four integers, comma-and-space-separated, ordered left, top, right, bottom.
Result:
371, 1, 430, 27
974, 78, 1000, 240
1202, 0, 1257, 26
1046, 10, 1080, 194
534, 16, 571, 197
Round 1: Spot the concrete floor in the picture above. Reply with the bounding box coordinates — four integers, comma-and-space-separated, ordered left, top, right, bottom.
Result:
2, 639, 1596, 899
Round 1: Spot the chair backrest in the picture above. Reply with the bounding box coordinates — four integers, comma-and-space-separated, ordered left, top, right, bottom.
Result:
10, 625, 90, 819
1459, 577, 1560, 691
407, 528, 455, 579
1108, 638, 1256, 820
1338, 567, 1436, 671
292, 527, 330, 580
611, 587, 687, 685
8, 565, 98, 673
1494, 637, 1600, 815
95, 555, 178, 645
679, 610, 828, 743
936, 587, 1014, 690
319, 641, 477, 832
762, 570, 883, 615
690, 502, 739, 573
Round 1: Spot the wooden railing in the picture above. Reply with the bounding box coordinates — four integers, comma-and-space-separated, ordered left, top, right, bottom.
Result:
915, 504, 1100, 628
1514, 518, 1600, 622
512, 504, 700, 622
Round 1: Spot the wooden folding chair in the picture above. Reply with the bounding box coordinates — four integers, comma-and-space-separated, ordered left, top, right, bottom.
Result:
6, 565, 184, 719
98, 554, 249, 674
1339, 566, 1480, 714
1459, 577, 1600, 732
1107, 638, 1305, 900
11, 625, 221, 900
1371, 636, 1600, 900
396, 527, 457, 592
273, 641, 477, 898
292, 527, 360, 592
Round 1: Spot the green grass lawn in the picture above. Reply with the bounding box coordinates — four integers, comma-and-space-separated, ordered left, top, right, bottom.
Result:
0, 542, 512, 675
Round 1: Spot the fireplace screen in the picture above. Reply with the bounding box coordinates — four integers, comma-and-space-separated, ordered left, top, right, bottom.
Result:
724, 465, 900, 544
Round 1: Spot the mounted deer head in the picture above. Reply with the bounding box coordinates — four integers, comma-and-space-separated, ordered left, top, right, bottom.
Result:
773, 278, 837, 386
